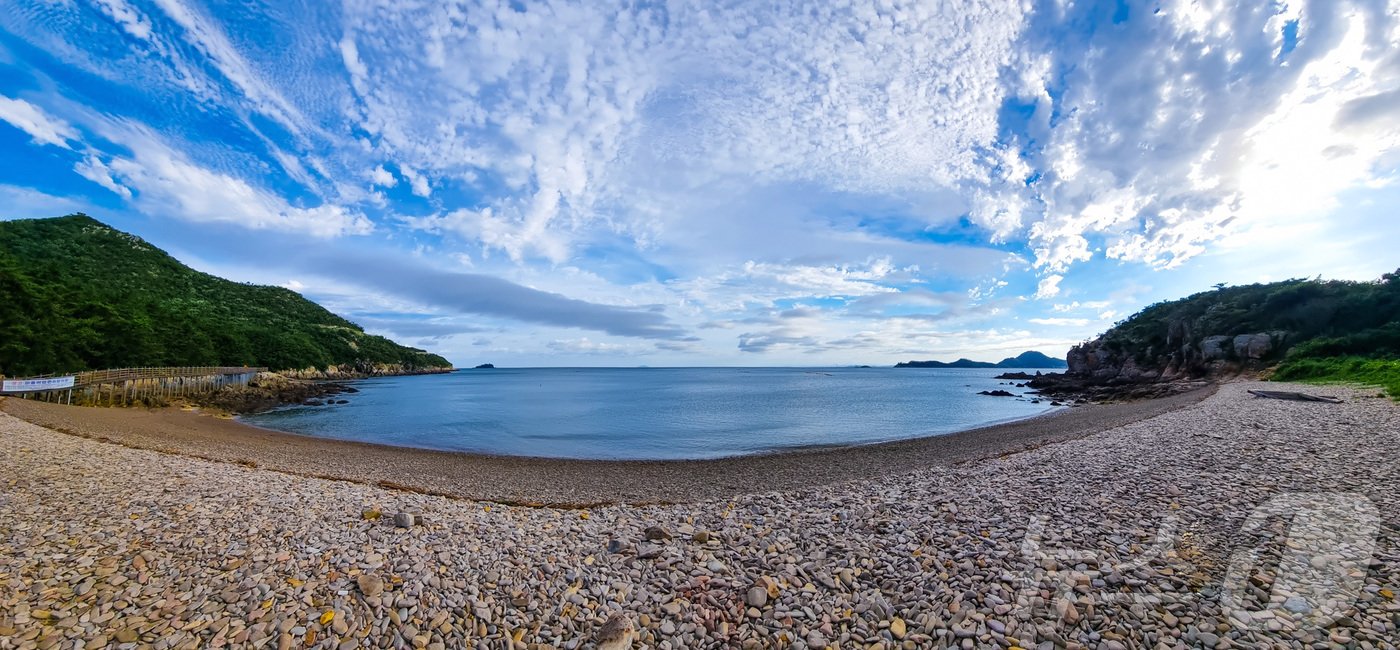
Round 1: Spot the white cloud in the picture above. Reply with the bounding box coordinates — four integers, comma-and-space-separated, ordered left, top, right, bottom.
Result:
0, 184, 90, 220
370, 164, 396, 187
0, 96, 77, 148
993, 1, 1400, 272
336, 0, 1400, 281
1052, 300, 1111, 313
340, 0, 1027, 262
6, 0, 1400, 363
400, 166, 430, 198
87, 123, 372, 237
1028, 317, 1090, 327
1034, 274, 1062, 300
546, 337, 650, 355
148, 0, 309, 138
92, 0, 154, 41
74, 155, 132, 198
670, 258, 904, 314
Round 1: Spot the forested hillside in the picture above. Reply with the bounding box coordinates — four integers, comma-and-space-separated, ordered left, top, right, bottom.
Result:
1065, 269, 1400, 394
0, 214, 452, 376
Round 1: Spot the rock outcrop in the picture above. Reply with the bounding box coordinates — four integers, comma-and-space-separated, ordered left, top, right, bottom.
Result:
1065, 325, 1290, 384
279, 363, 453, 381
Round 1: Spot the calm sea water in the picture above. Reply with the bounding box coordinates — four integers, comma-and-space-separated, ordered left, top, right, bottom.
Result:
240, 367, 1059, 460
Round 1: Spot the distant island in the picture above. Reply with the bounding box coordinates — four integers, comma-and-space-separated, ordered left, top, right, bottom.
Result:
895, 350, 1068, 369
474, 363, 496, 369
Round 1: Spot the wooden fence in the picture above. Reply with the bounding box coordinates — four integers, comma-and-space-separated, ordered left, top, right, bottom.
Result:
1, 366, 268, 406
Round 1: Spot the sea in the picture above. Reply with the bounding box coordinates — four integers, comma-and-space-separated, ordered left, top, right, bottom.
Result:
239, 367, 1060, 460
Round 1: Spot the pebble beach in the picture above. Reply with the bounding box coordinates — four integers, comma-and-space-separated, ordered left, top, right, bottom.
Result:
2, 381, 1398, 649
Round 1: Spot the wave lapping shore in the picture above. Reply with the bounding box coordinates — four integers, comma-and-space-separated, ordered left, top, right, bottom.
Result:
1, 382, 1398, 649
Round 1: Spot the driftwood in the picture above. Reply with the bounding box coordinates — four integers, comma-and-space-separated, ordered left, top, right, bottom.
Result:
1247, 389, 1343, 403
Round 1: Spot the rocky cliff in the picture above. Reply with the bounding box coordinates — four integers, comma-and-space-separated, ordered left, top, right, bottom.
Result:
1067, 327, 1291, 383
278, 363, 455, 380
1032, 273, 1400, 401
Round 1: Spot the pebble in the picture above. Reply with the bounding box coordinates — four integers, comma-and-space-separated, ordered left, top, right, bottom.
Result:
746, 586, 768, 608
356, 574, 383, 597
2, 382, 1397, 650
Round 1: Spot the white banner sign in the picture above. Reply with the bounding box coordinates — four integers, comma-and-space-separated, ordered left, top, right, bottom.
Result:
2, 376, 76, 392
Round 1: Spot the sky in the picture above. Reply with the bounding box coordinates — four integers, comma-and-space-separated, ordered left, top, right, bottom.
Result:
1, 0, 1398, 368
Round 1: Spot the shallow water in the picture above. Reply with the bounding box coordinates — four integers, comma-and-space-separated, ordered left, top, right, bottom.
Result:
240, 367, 1059, 460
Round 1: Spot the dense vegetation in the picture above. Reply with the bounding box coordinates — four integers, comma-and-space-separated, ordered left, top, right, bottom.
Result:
1272, 357, 1400, 398
0, 214, 452, 376
1097, 272, 1397, 361
1092, 269, 1400, 396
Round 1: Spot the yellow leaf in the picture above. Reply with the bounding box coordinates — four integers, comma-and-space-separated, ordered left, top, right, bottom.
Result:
483, 505, 491, 512
1381, 588, 1394, 600
512, 629, 524, 642
319, 611, 334, 625
286, 578, 303, 587
579, 511, 590, 520
260, 599, 273, 610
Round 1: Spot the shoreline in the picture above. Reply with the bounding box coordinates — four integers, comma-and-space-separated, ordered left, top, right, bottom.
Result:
1, 385, 1213, 506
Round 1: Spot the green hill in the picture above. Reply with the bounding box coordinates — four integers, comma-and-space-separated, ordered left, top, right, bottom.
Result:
0, 214, 452, 376
1066, 269, 1400, 395
996, 350, 1068, 368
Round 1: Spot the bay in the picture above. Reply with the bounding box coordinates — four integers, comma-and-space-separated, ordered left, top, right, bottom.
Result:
240, 367, 1059, 460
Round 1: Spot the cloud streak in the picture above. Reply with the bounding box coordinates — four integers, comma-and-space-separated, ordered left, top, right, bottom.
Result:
302, 252, 692, 341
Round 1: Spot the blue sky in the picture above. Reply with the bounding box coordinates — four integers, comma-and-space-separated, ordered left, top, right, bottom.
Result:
2, 0, 1398, 367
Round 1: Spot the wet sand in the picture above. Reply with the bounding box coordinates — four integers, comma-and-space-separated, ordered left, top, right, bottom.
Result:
1, 387, 1212, 506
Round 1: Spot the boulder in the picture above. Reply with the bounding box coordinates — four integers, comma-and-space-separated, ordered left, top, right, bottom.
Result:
1232, 332, 1274, 359
1199, 335, 1233, 361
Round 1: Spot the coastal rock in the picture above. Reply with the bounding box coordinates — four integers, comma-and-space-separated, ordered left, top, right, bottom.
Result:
643, 526, 672, 541
606, 539, 629, 554
356, 574, 384, 597
1232, 332, 1280, 359
393, 512, 415, 528
978, 390, 1015, 397
1200, 335, 1232, 361
994, 371, 1037, 380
